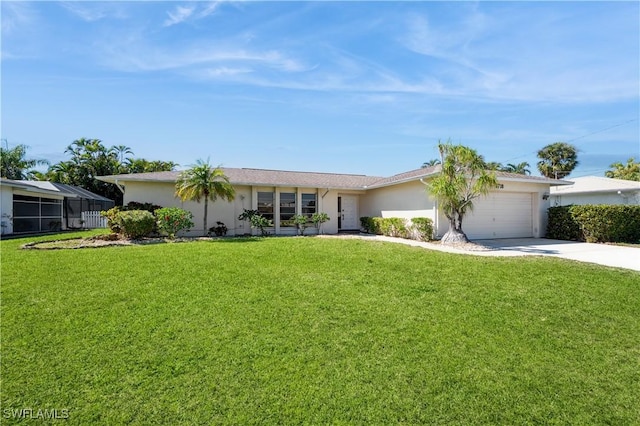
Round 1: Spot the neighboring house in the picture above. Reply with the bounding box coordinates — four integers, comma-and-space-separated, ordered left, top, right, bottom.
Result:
550, 176, 640, 206
98, 166, 569, 239
0, 179, 115, 235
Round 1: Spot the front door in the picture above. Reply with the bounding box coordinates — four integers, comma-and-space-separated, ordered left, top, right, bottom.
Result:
338, 195, 359, 230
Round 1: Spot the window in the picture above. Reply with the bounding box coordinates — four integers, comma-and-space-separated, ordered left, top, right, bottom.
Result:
301, 193, 316, 218
257, 192, 274, 222
280, 192, 296, 226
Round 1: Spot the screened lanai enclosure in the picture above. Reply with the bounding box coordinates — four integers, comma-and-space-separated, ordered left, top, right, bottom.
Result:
1, 179, 114, 235
53, 183, 115, 230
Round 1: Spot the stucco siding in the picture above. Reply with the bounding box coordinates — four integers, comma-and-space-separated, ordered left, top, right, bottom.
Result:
551, 192, 640, 206
360, 180, 437, 225
1, 185, 13, 235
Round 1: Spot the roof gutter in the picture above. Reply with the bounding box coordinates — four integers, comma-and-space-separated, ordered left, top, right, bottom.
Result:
114, 179, 125, 194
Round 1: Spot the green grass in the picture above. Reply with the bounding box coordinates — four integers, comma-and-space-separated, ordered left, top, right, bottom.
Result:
2, 232, 639, 424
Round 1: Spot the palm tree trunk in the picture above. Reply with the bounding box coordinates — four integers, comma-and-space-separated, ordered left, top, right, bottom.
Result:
203, 198, 208, 236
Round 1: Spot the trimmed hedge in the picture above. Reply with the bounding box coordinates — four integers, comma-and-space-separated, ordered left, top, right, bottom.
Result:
360, 216, 434, 242
546, 205, 640, 243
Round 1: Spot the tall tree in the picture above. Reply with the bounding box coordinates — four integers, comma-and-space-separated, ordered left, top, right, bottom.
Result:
502, 162, 531, 175
175, 159, 236, 235
427, 140, 499, 245
125, 158, 178, 173
421, 159, 441, 168
45, 138, 177, 204
110, 145, 133, 165
537, 142, 578, 179
0, 144, 49, 180
605, 158, 640, 181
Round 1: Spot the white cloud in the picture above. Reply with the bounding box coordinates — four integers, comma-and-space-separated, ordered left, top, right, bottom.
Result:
164, 5, 196, 27
163, 2, 223, 27
1, 2, 36, 35
60, 2, 128, 22
204, 67, 253, 77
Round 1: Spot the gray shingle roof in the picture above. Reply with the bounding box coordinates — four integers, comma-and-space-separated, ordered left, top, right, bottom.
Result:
98, 166, 569, 189
99, 168, 384, 190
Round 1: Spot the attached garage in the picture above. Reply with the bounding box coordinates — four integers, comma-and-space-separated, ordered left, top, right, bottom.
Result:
462, 192, 533, 239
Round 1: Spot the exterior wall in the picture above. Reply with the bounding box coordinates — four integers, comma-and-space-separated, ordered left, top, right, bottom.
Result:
362, 179, 550, 239
1, 185, 13, 235
360, 180, 438, 235
123, 182, 342, 236
121, 177, 553, 238
551, 191, 640, 206
123, 181, 251, 236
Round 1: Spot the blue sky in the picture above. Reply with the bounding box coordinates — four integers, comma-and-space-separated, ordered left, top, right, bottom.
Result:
2, 1, 639, 178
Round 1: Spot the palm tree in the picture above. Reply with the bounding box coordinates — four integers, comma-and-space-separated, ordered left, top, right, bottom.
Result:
503, 162, 531, 175
483, 161, 503, 171
537, 142, 578, 179
175, 159, 236, 235
110, 145, 133, 164
427, 140, 498, 244
421, 159, 441, 168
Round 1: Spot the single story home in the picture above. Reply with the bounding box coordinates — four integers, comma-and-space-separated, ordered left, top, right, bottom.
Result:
98, 166, 570, 239
550, 176, 640, 206
0, 179, 115, 235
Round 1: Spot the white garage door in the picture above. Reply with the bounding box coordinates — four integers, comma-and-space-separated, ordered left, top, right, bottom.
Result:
462, 192, 533, 239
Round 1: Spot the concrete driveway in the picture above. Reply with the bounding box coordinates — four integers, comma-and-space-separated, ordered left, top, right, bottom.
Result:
473, 238, 640, 271
358, 235, 640, 271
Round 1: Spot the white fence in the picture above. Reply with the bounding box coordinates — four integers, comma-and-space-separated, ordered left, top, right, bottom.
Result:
81, 211, 108, 229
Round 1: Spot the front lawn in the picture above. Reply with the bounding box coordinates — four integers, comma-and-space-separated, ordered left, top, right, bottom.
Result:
1, 233, 639, 424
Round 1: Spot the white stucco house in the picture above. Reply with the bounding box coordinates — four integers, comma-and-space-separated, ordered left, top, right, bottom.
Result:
98, 166, 570, 240
0, 179, 115, 235
550, 176, 640, 206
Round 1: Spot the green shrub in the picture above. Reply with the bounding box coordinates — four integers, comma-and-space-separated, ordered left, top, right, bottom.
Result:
156, 207, 194, 239
384, 218, 409, 238
360, 217, 375, 233
238, 209, 273, 236
547, 205, 640, 243
291, 214, 310, 235
208, 221, 228, 237
546, 206, 581, 241
410, 217, 434, 241
116, 210, 156, 239
572, 205, 640, 243
360, 216, 433, 241
125, 201, 163, 214
311, 212, 330, 234
101, 207, 122, 234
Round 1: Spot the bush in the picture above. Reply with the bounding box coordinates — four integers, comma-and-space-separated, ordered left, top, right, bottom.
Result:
381, 217, 409, 238
101, 207, 122, 234
156, 207, 194, 239
125, 201, 163, 214
410, 217, 434, 241
208, 221, 228, 237
238, 209, 273, 236
546, 205, 640, 243
311, 212, 330, 234
572, 205, 640, 243
546, 206, 581, 241
359, 216, 433, 241
291, 214, 310, 235
360, 217, 375, 233
116, 210, 156, 239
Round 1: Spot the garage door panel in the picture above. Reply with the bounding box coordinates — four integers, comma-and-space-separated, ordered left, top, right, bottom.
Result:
463, 192, 532, 239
